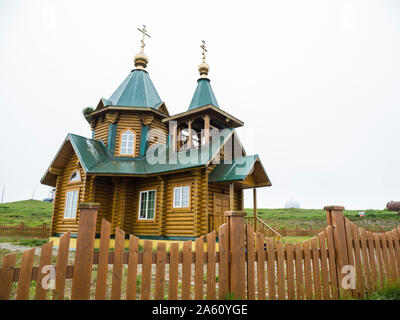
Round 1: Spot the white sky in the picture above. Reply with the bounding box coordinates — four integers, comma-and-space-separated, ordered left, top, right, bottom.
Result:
0, 0, 399, 210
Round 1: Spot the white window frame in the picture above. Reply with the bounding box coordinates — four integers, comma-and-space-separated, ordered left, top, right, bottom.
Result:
69, 170, 81, 183
138, 189, 156, 220
173, 185, 190, 208
120, 129, 135, 155
64, 189, 79, 219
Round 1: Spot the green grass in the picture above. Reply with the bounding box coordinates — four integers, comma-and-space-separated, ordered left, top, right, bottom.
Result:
281, 236, 314, 244
366, 283, 400, 300
17, 239, 48, 247
245, 208, 400, 231
0, 200, 53, 226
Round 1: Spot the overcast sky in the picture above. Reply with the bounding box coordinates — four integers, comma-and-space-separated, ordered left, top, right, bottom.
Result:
1, 0, 399, 210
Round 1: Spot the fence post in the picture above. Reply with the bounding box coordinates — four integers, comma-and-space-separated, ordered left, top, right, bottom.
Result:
324, 205, 350, 297
225, 211, 246, 300
71, 203, 99, 300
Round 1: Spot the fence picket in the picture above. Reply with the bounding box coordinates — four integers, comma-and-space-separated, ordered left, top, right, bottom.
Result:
218, 223, 228, 300
391, 229, 400, 279
141, 240, 153, 300
34, 241, 54, 300
276, 241, 285, 300
0, 253, 17, 300
380, 233, 392, 285
16, 248, 35, 300
246, 225, 255, 300
350, 223, 364, 297
111, 228, 125, 300
366, 231, 378, 289
206, 231, 216, 300
344, 218, 356, 297
195, 236, 204, 300
373, 233, 385, 287
126, 235, 139, 300
285, 243, 295, 300
168, 242, 179, 300
71, 205, 98, 300
154, 242, 166, 300
303, 240, 313, 299
294, 242, 305, 300
311, 237, 322, 300
182, 240, 192, 300
95, 219, 111, 300
53, 232, 70, 300
318, 231, 330, 299
266, 237, 276, 300
359, 228, 372, 293
256, 232, 265, 300
385, 232, 397, 280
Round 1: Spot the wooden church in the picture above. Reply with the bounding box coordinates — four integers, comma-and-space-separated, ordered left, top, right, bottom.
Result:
41, 27, 271, 240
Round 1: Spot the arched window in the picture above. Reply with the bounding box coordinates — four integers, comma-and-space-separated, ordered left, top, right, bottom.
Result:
69, 170, 81, 183
120, 129, 135, 155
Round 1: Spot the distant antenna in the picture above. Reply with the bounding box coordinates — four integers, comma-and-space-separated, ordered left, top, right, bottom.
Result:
31, 188, 35, 200
1, 186, 4, 203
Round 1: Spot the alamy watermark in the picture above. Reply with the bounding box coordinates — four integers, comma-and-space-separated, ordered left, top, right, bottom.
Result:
144, 121, 258, 176
341, 265, 356, 290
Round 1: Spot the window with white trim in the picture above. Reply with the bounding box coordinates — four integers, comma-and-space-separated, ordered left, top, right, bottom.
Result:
173, 185, 190, 208
138, 190, 156, 220
69, 170, 81, 183
64, 189, 79, 219
120, 129, 135, 155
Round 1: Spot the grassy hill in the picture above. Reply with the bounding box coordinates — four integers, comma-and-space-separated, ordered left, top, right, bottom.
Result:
0, 200, 53, 226
0, 200, 398, 230
245, 208, 400, 230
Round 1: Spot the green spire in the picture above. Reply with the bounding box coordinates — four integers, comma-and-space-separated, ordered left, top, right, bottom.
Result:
188, 40, 220, 110
107, 69, 162, 109
188, 78, 219, 110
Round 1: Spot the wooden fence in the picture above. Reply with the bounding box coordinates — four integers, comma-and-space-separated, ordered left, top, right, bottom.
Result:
0, 204, 400, 300
244, 216, 282, 240
246, 219, 399, 238
0, 223, 50, 239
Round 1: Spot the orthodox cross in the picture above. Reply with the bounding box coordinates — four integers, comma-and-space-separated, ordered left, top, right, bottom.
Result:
137, 25, 151, 50
200, 40, 207, 63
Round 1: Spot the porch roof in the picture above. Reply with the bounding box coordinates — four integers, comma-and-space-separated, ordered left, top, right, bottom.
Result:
208, 155, 272, 188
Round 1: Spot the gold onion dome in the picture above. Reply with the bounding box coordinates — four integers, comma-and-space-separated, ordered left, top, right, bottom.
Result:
198, 62, 209, 78
134, 51, 149, 69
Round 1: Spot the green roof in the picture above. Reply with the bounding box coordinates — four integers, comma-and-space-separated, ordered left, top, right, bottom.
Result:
42, 130, 271, 188
208, 155, 260, 183
65, 129, 234, 176
188, 78, 219, 111
104, 69, 162, 109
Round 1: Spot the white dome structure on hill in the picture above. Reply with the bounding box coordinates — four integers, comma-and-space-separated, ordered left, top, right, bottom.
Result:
284, 199, 301, 209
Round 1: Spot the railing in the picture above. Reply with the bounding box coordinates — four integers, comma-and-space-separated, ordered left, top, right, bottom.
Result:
208, 214, 227, 235
0, 223, 50, 239
245, 216, 282, 240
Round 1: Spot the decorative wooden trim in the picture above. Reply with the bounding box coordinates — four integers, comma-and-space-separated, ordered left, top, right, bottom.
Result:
116, 128, 137, 157
137, 189, 157, 222
105, 112, 120, 124
141, 114, 154, 125
90, 119, 97, 131
85, 106, 168, 120
171, 183, 192, 211
48, 167, 63, 176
